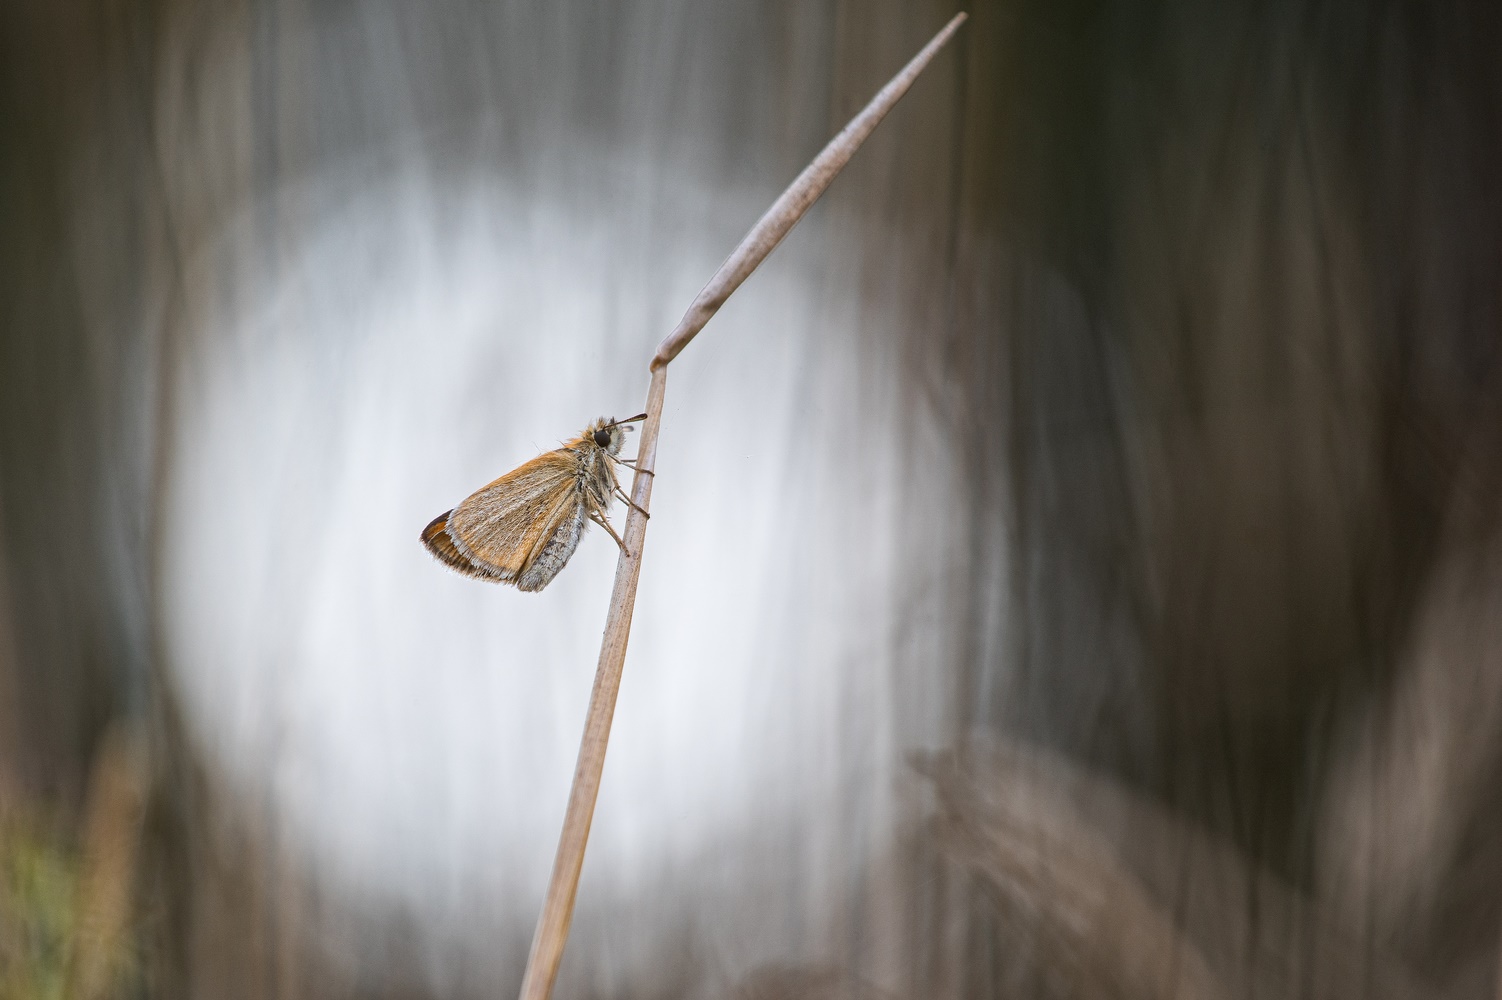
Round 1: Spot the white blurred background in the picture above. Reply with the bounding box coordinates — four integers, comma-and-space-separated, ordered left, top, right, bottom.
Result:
158, 129, 960, 992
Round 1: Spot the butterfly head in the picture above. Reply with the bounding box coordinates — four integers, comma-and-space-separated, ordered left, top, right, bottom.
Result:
586, 413, 646, 455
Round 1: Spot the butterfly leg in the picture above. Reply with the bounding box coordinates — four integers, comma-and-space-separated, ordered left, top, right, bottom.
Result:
614, 487, 650, 519
589, 510, 631, 557
608, 453, 654, 477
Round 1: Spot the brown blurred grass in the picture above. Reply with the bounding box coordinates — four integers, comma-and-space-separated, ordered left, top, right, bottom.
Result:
0, 728, 144, 1000
1, 812, 80, 1000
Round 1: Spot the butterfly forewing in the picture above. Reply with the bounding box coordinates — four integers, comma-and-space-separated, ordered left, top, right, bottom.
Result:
444, 450, 582, 582
420, 510, 497, 579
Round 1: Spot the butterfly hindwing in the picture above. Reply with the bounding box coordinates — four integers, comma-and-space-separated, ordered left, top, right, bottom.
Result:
515, 488, 588, 591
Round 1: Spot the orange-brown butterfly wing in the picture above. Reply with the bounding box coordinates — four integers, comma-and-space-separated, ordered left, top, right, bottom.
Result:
420, 510, 505, 580
422, 510, 471, 571
440, 450, 583, 584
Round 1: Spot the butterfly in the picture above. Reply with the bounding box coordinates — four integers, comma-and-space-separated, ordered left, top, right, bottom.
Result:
421, 414, 648, 591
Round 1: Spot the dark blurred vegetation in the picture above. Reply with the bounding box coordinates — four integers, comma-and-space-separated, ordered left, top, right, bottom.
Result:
1, 815, 81, 1000
0, 729, 143, 1000
2, 0, 1501, 997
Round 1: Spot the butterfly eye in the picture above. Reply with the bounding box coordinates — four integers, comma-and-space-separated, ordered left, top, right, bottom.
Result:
593, 429, 612, 448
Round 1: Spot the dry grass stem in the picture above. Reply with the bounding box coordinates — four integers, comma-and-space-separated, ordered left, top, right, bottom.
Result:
517, 365, 666, 1000
519, 14, 967, 1000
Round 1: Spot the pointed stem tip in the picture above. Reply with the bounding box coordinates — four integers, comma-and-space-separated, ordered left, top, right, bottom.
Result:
650, 10, 968, 371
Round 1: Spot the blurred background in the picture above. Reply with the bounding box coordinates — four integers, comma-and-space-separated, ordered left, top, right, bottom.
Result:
2, 1, 1501, 998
